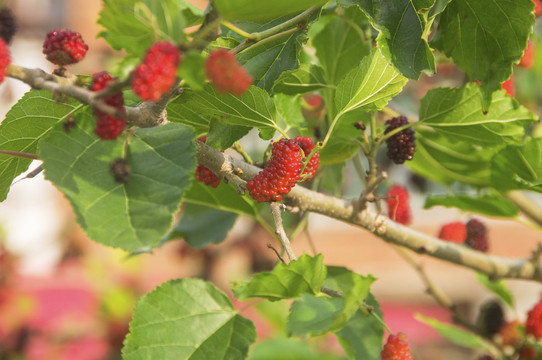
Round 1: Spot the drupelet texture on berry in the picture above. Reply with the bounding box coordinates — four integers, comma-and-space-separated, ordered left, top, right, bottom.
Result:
384, 116, 416, 164
42, 29, 88, 66
205, 49, 252, 96
466, 218, 489, 252
438, 221, 467, 244
0, 7, 16, 44
0, 38, 10, 84
386, 185, 412, 225
88, 71, 126, 140
381, 333, 413, 360
247, 139, 303, 203
294, 136, 319, 182
132, 41, 180, 101
526, 297, 542, 339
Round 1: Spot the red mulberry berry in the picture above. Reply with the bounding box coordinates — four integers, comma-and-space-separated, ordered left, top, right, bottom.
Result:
381, 332, 413, 360
0, 7, 16, 44
294, 136, 319, 182
519, 40, 535, 69
384, 116, 415, 164
438, 221, 466, 244
246, 139, 302, 203
194, 136, 221, 188
534, 0, 542, 17
132, 41, 180, 101
0, 38, 10, 84
205, 49, 252, 96
502, 77, 515, 97
526, 296, 542, 339
386, 185, 412, 225
42, 29, 88, 66
466, 218, 489, 252
519, 346, 538, 360
89, 71, 126, 140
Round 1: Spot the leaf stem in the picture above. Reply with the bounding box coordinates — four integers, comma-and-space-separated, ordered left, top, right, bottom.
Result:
233, 142, 253, 165
234, 27, 301, 56
221, 21, 257, 40
0, 150, 38, 159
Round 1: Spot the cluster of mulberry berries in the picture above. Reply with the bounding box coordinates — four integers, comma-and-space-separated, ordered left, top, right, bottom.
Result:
384, 116, 415, 164
380, 332, 413, 360
88, 71, 126, 140
437, 218, 489, 252
42, 29, 88, 66
0, 6, 16, 44
247, 139, 303, 203
385, 185, 412, 225
132, 41, 181, 101
205, 49, 252, 96
195, 136, 221, 188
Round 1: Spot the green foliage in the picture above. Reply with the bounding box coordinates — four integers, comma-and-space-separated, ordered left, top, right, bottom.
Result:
169, 203, 237, 248
356, 0, 436, 79
123, 278, 256, 359
234, 254, 327, 301
476, 273, 515, 307
39, 110, 195, 252
0, 90, 82, 201
433, 0, 534, 107
424, 191, 519, 218
415, 314, 493, 352
214, 0, 326, 22
409, 84, 537, 186
98, 0, 202, 56
272, 64, 328, 95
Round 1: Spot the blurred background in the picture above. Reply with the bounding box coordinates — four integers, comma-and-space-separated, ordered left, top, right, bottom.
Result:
1, 0, 542, 359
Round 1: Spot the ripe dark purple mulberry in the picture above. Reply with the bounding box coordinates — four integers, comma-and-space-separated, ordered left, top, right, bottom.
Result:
466, 218, 489, 252
246, 139, 303, 203
0, 7, 16, 44
384, 116, 415, 164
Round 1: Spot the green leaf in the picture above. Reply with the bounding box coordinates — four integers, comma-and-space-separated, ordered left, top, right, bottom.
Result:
178, 50, 206, 91
320, 110, 369, 165
182, 85, 281, 136
250, 337, 342, 360
39, 110, 195, 252
233, 20, 305, 92
409, 84, 537, 187
206, 121, 251, 151
98, 0, 201, 56
336, 293, 383, 360
0, 90, 83, 201
319, 163, 345, 197
287, 266, 374, 336
424, 191, 519, 218
356, 0, 435, 79
183, 179, 264, 218
311, 6, 372, 85
274, 93, 307, 133
418, 84, 536, 146
272, 63, 328, 95
234, 254, 327, 301
123, 278, 256, 360
213, 0, 326, 22
433, 0, 533, 96
415, 314, 493, 352
169, 203, 237, 249
335, 48, 407, 116
491, 137, 542, 192
476, 273, 514, 307
167, 95, 212, 134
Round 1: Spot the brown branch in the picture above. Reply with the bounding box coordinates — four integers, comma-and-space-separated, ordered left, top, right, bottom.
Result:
0, 150, 38, 159
270, 202, 297, 262
195, 142, 542, 283
505, 191, 542, 228
6, 64, 167, 128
